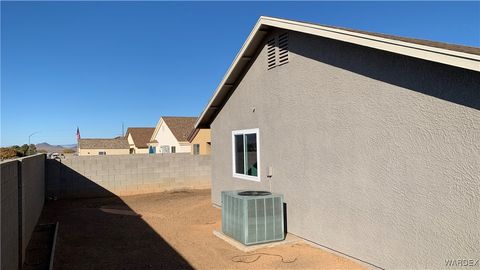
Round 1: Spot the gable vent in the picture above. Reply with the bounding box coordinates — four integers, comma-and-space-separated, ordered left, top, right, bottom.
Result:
267, 38, 276, 70
278, 33, 289, 65
266, 33, 289, 70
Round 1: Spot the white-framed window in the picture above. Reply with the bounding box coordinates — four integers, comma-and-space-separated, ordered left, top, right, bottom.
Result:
99, 151, 106, 155
160, 145, 169, 153
232, 128, 260, 181
171, 146, 176, 153
193, 144, 200, 155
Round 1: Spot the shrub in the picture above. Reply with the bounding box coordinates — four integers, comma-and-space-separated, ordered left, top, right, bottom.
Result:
28, 144, 37, 155
0, 148, 20, 160
20, 144, 29, 155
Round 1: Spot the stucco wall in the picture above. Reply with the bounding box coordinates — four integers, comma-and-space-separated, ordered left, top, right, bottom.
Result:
46, 154, 211, 198
78, 148, 130, 156
210, 29, 480, 269
191, 129, 212, 155
134, 148, 149, 154
127, 133, 134, 147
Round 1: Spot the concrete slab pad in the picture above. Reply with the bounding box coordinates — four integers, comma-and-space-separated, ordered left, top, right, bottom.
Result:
100, 208, 140, 216
212, 230, 302, 252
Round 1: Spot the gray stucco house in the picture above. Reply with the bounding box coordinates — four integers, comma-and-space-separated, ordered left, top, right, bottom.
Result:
195, 17, 479, 269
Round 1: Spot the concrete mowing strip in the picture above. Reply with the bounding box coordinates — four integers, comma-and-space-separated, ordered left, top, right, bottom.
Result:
49, 222, 59, 270
212, 230, 302, 252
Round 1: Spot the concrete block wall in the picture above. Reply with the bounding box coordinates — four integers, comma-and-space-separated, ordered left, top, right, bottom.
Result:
46, 154, 211, 199
1, 160, 20, 270
18, 154, 45, 264
1, 154, 46, 270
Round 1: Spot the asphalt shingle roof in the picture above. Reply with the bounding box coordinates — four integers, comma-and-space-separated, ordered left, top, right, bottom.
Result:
313, 22, 480, 56
125, 127, 155, 148
78, 138, 130, 149
162, 117, 197, 142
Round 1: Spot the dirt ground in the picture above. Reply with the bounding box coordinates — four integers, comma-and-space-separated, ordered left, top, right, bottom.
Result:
40, 189, 367, 270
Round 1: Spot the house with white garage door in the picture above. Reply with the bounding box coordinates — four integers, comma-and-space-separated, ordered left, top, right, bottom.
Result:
194, 16, 480, 269
148, 116, 197, 154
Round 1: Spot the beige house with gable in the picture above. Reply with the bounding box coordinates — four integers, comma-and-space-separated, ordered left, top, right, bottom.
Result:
125, 127, 155, 154
78, 138, 130, 156
148, 117, 197, 154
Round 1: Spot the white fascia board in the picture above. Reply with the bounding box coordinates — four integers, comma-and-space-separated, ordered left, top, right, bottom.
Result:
261, 16, 480, 69
150, 117, 164, 142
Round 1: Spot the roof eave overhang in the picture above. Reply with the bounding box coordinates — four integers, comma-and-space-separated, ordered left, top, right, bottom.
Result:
187, 128, 200, 143
195, 16, 480, 129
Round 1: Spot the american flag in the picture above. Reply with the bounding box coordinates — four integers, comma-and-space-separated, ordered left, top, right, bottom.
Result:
76, 127, 81, 140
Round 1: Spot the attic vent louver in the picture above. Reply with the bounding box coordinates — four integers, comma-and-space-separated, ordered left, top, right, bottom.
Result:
267, 38, 276, 70
266, 33, 289, 70
278, 33, 289, 65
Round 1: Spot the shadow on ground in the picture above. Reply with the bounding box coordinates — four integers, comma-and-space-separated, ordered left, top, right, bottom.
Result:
37, 160, 193, 270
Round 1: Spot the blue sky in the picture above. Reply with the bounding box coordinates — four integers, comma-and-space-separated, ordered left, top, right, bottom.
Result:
1, 1, 479, 146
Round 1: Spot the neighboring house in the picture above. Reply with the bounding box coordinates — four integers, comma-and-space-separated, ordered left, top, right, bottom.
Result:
125, 127, 155, 154
148, 117, 197, 154
187, 128, 211, 155
77, 138, 130, 156
194, 17, 479, 269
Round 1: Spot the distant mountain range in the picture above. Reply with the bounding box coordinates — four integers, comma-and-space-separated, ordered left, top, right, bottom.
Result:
36, 142, 77, 153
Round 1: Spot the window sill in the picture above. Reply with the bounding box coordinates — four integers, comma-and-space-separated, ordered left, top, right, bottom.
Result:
233, 173, 260, 182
